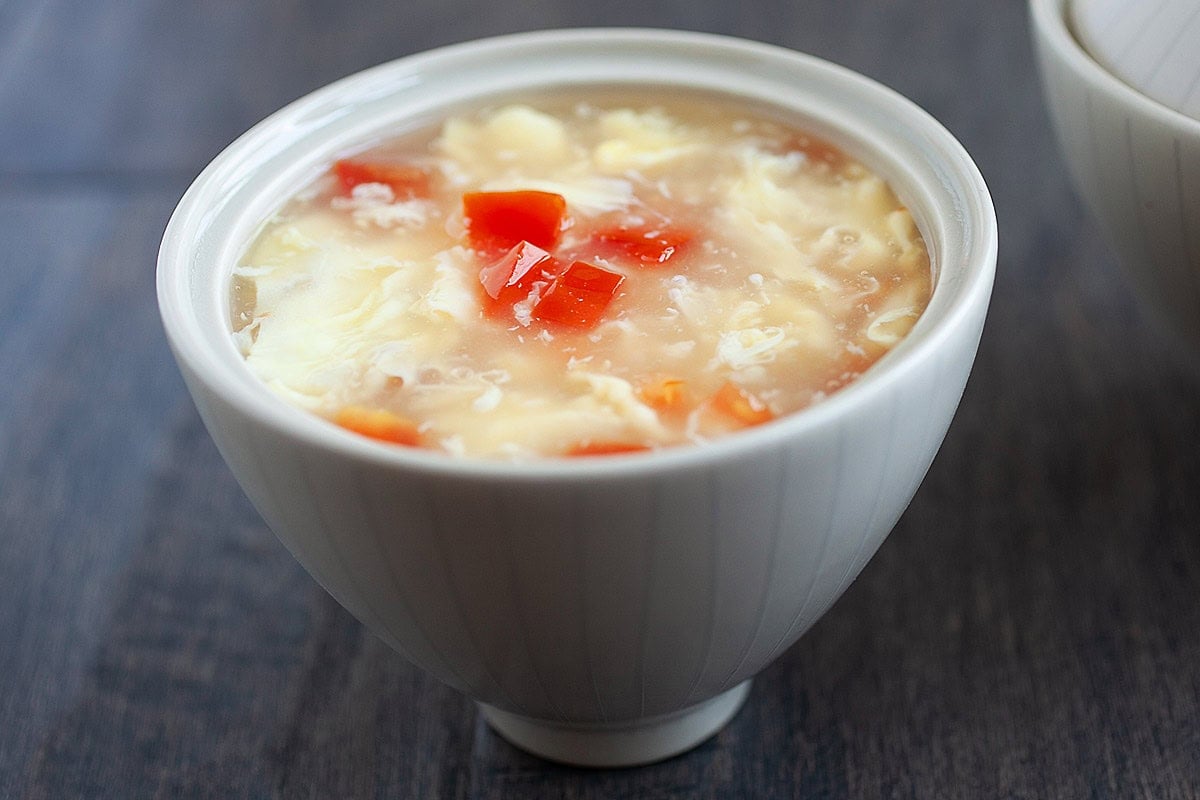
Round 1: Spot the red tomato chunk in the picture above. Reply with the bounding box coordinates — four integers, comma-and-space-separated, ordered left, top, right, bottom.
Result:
566, 441, 652, 457
532, 261, 625, 328
334, 406, 422, 446
711, 381, 775, 427
593, 224, 692, 266
463, 190, 567, 252
639, 378, 688, 413
479, 240, 554, 300
333, 160, 430, 198
784, 134, 846, 169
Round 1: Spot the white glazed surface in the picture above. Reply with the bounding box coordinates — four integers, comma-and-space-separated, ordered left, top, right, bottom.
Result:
1070, 0, 1200, 121
159, 30, 995, 729
1032, 0, 1200, 350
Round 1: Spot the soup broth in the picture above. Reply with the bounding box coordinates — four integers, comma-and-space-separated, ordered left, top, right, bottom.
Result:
232, 92, 931, 458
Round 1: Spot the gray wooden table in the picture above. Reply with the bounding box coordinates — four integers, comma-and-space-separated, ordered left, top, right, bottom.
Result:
3, 1, 1198, 797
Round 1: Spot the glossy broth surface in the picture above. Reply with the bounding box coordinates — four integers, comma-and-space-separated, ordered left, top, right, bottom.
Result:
232, 93, 931, 458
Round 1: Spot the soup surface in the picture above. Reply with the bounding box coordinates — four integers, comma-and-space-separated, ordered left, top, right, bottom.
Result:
232, 95, 931, 458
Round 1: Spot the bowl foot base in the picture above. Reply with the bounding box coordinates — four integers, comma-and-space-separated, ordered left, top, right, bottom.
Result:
478, 680, 751, 767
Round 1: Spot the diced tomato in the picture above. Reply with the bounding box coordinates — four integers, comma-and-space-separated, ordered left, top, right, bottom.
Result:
823, 349, 879, 394
333, 160, 430, 198
478, 240, 558, 322
334, 406, 422, 446
710, 382, 775, 427
479, 240, 554, 300
639, 378, 688, 413
532, 260, 625, 328
565, 441, 652, 457
784, 134, 846, 169
591, 224, 691, 266
463, 190, 567, 252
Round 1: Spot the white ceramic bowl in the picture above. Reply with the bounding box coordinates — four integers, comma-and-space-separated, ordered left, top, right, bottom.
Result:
1070, 0, 1200, 122
1032, 0, 1200, 351
158, 29, 996, 767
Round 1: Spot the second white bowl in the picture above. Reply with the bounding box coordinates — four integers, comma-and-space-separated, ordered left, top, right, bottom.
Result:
1033, 0, 1200, 352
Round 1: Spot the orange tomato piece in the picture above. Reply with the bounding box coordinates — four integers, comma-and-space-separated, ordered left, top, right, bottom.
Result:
332, 159, 430, 198
478, 240, 556, 321
566, 441, 652, 457
639, 378, 688, 412
479, 240, 554, 300
824, 349, 880, 394
711, 382, 775, 427
463, 190, 567, 252
334, 406, 421, 446
532, 260, 624, 329
592, 224, 692, 266
784, 133, 846, 169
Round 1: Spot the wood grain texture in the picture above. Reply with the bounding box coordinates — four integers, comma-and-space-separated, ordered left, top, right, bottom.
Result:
2, 0, 1199, 797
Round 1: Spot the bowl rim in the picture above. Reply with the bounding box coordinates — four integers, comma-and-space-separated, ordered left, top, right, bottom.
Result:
1030, 0, 1200, 135
157, 27, 997, 482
